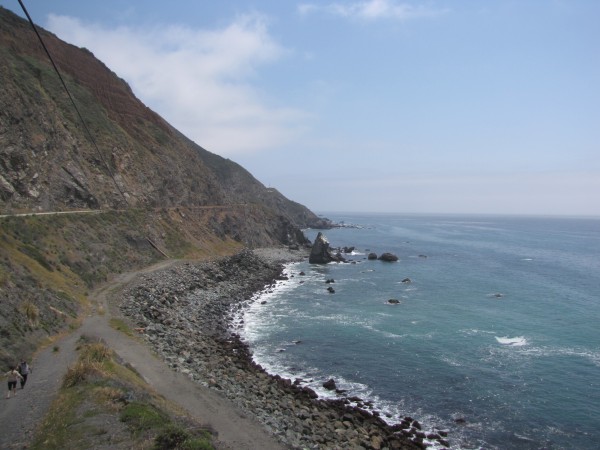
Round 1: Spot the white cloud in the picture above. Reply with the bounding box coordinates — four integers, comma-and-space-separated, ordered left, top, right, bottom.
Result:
45, 14, 307, 156
298, 0, 446, 21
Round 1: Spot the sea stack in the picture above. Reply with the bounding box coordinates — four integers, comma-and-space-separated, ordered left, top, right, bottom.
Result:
309, 232, 345, 264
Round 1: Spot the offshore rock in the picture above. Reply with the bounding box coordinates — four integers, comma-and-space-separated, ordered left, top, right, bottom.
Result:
309, 232, 345, 264
323, 378, 337, 390
379, 252, 399, 262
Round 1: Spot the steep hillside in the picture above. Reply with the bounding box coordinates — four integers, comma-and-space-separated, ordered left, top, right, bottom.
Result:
0, 6, 327, 368
0, 6, 324, 227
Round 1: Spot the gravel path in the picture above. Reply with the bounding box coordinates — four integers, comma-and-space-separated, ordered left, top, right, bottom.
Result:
0, 256, 286, 450
0, 325, 81, 449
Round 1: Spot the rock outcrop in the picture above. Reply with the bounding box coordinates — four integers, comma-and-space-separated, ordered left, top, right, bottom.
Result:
309, 232, 345, 264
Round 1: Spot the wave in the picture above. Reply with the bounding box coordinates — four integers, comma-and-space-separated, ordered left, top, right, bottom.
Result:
518, 346, 600, 367
495, 336, 528, 346
460, 328, 496, 336
248, 352, 457, 450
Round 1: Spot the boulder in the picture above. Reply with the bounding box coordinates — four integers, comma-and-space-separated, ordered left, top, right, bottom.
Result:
378, 252, 399, 262
323, 378, 337, 390
387, 299, 400, 304
401, 278, 411, 283
309, 232, 346, 264
367, 252, 378, 260
371, 435, 384, 450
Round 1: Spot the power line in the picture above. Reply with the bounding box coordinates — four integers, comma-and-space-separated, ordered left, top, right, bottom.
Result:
17, 0, 130, 207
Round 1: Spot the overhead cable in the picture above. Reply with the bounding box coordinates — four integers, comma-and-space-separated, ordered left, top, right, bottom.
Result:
17, 0, 130, 207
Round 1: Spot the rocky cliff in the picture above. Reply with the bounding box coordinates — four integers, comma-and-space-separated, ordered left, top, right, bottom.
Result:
0, 7, 321, 228
0, 6, 322, 367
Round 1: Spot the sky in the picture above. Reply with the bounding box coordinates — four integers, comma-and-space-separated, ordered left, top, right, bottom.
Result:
2, 0, 599, 216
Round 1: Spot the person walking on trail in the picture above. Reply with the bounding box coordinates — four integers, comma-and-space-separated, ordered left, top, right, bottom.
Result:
4, 366, 24, 399
18, 359, 31, 389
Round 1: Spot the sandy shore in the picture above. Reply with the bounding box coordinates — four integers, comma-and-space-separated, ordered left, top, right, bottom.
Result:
118, 248, 445, 449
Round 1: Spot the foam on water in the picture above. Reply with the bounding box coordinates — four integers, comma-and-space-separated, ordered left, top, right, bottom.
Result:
495, 336, 528, 346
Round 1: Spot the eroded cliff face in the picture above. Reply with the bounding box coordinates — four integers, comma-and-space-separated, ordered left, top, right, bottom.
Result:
0, 7, 321, 229
0, 6, 320, 368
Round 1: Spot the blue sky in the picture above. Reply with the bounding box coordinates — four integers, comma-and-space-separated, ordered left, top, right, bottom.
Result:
3, 0, 599, 216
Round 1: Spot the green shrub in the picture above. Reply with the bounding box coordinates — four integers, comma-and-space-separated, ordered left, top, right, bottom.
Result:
153, 425, 189, 449
120, 402, 166, 432
153, 425, 214, 450
180, 436, 214, 450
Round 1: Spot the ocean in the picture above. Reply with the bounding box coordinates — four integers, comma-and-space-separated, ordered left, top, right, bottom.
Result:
239, 213, 600, 449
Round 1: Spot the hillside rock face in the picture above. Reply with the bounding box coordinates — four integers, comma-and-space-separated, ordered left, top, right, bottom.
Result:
0, 7, 321, 233
0, 6, 330, 368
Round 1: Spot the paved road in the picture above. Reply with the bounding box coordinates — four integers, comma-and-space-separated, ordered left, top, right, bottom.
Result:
0, 261, 286, 450
0, 204, 249, 219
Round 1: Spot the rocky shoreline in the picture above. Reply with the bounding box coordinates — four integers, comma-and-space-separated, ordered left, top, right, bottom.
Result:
119, 249, 450, 449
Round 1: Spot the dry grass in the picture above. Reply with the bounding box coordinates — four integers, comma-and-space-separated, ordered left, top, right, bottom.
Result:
80, 342, 112, 363
63, 341, 112, 387
32, 339, 215, 450
62, 360, 102, 388
22, 300, 40, 326
93, 386, 123, 412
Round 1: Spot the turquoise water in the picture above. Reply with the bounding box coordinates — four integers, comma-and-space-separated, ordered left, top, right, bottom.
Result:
240, 214, 600, 449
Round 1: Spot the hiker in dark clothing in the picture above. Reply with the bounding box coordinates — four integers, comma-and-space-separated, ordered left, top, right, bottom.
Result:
18, 360, 31, 389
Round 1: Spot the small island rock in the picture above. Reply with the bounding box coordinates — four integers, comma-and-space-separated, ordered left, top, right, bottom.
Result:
378, 252, 399, 262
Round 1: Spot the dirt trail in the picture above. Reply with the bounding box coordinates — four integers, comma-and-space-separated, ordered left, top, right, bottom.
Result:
0, 260, 286, 450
